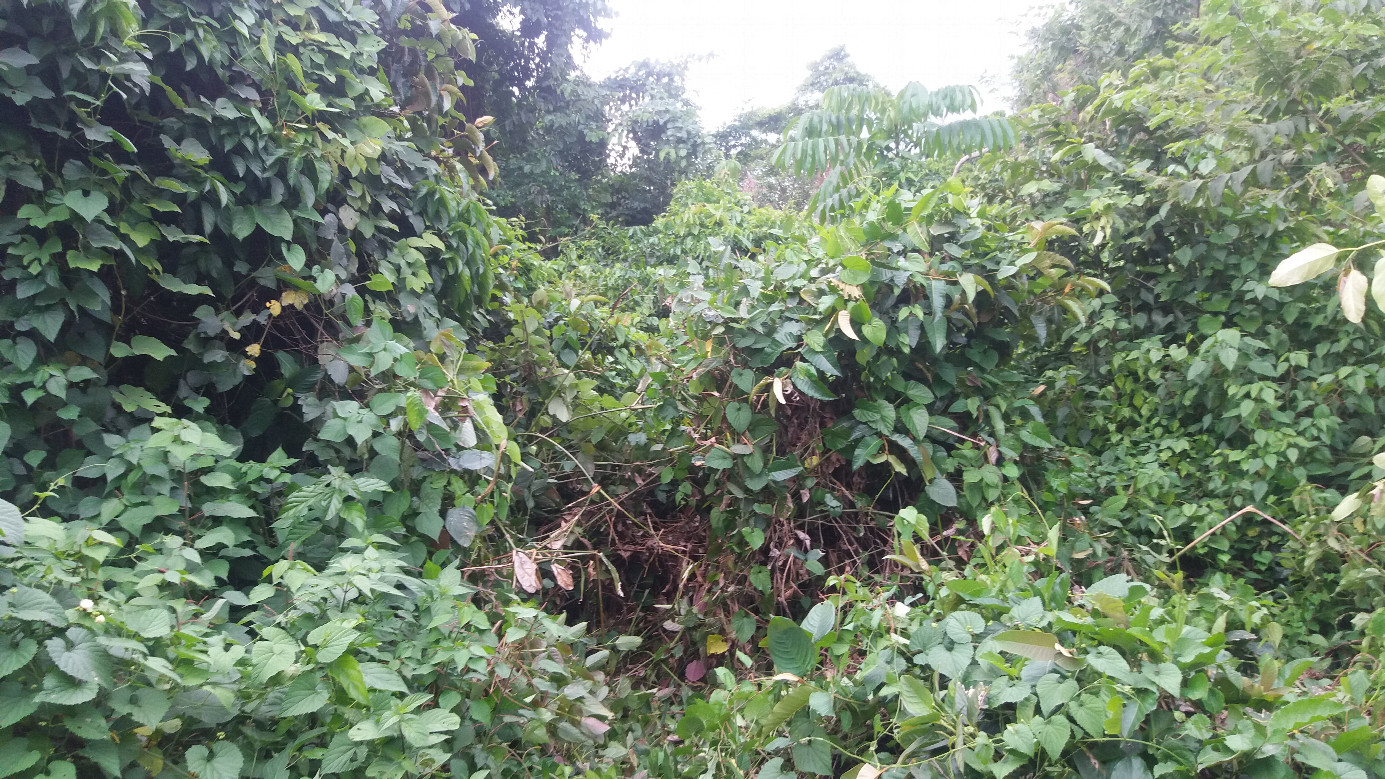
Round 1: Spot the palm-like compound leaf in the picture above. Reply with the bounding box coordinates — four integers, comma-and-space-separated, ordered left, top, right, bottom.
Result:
773, 82, 1013, 219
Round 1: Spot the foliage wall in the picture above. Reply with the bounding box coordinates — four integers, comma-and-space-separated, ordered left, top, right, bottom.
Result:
2, 0, 1385, 778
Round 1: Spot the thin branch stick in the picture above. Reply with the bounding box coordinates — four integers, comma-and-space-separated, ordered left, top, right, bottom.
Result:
1172, 505, 1302, 561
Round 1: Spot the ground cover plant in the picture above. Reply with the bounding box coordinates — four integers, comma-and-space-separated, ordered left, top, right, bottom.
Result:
2, 0, 1384, 776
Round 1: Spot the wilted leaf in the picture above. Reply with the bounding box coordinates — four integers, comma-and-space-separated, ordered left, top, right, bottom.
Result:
1268, 243, 1338, 287
512, 550, 540, 593
551, 563, 574, 591
1339, 267, 1368, 323
837, 309, 859, 340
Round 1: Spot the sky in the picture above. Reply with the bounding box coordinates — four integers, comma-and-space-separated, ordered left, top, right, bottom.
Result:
580, 0, 1059, 129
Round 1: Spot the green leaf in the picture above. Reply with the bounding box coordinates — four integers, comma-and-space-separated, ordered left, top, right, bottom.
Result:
8, 586, 65, 626
401, 709, 460, 747
791, 362, 836, 400
0, 499, 22, 555
1107, 756, 1153, 779
1035, 674, 1078, 715
991, 630, 1068, 663
1035, 716, 1071, 761
793, 739, 832, 776
924, 642, 973, 678
1268, 697, 1347, 733
0, 638, 36, 679
758, 684, 812, 735
1268, 243, 1338, 287
0, 47, 40, 68
45, 631, 110, 684
801, 601, 836, 642
767, 616, 817, 676
328, 654, 369, 705
34, 672, 97, 706
726, 402, 753, 433
861, 318, 887, 346
1142, 661, 1181, 696
279, 673, 329, 716
925, 477, 957, 507
444, 506, 479, 547
897, 674, 935, 717
852, 399, 896, 434
62, 190, 108, 222
0, 738, 41, 779
256, 204, 294, 240
704, 446, 734, 469
185, 742, 243, 779
358, 662, 407, 693
110, 335, 176, 361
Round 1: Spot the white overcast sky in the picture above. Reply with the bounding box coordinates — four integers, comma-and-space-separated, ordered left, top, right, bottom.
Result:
580, 0, 1059, 129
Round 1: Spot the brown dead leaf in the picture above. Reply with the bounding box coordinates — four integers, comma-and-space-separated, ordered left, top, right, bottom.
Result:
551, 562, 574, 591
512, 549, 540, 593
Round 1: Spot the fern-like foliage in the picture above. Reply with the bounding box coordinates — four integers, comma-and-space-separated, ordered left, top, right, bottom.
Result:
773, 83, 1015, 218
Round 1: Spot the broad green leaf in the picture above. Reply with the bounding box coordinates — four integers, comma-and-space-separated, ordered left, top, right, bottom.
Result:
852, 399, 896, 434
791, 362, 836, 400
897, 674, 935, 717
925, 642, 973, 678
1035, 674, 1078, 715
801, 601, 836, 641
767, 616, 816, 676
0, 638, 36, 679
1142, 661, 1181, 696
925, 477, 957, 507
704, 446, 734, 469
1268, 697, 1347, 733
1035, 715, 1071, 761
401, 709, 460, 747
0, 499, 21, 555
185, 743, 243, 779
279, 673, 329, 716
726, 402, 753, 433
444, 507, 479, 547
758, 684, 812, 735
8, 586, 65, 626
256, 204, 294, 239
991, 630, 1067, 663
328, 654, 369, 705
0, 739, 41, 778
861, 318, 886, 346
793, 739, 832, 776
1339, 267, 1368, 323
62, 190, 108, 221
1268, 243, 1338, 287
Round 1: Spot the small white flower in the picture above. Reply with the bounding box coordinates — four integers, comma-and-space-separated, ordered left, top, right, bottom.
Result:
94, 614, 106, 623
78, 599, 95, 611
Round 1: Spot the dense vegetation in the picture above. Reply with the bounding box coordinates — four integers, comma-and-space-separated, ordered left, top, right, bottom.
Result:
1, 0, 1383, 777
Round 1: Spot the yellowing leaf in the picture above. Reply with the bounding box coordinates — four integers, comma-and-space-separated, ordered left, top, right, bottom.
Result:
266, 300, 283, 316
706, 634, 729, 655
1339, 267, 1368, 324
1268, 243, 1339, 287
281, 289, 310, 309
836, 309, 859, 340
245, 343, 262, 358
773, 376, 787, 404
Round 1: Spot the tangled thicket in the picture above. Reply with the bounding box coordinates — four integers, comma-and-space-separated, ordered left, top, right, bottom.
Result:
2, 0, 1384, 777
